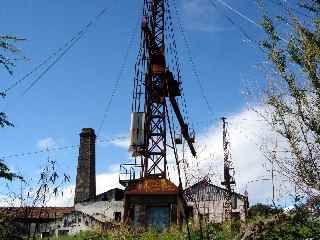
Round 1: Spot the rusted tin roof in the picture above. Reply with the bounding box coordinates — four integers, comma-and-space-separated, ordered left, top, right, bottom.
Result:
0, 207, 74, 220
125, 176, 178, 195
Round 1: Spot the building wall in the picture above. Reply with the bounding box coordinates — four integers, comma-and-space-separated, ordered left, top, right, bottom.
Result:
188, 197, 247, 223
40, 211, 108, 237
184, 182, 248, 223
75, 200, 124, 223
32, 201, 124, 238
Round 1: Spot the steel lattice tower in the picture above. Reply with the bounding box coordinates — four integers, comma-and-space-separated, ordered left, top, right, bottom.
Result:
119, 0, 196, 183
142, 0, 167, 177
221, 117, 236, 221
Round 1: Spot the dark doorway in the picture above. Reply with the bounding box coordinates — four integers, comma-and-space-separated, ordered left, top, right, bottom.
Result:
114, 212, 121, 222
146, 207, 170, 231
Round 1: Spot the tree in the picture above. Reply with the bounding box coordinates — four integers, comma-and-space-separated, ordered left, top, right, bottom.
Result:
0, 35, 25, 181
248, 203, 282, 218
0, 158, 70, 239
251, 0, 320, 199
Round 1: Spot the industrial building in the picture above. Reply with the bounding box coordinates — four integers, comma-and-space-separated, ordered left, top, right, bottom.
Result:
1, 128, 248, 237
184, 179, 248, 223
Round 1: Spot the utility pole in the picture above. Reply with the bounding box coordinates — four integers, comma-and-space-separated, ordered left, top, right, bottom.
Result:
272, 157, 275, 203
271, 139, 277, 204
221, 117, 236, 221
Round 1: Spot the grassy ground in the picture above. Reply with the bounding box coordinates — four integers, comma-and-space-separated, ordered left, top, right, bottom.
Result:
45, 214, 320, 240
2, 205, 318, 239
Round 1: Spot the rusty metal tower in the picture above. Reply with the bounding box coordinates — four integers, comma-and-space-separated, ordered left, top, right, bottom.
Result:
120, 0, 196, 185
221, 117, 236, 221
119, 0, 197, 229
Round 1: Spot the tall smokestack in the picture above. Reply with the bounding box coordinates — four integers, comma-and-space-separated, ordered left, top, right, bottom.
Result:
74, 128, 96, 203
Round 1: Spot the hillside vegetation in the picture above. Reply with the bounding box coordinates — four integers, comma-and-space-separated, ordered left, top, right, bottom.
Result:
41, 204, 320, 240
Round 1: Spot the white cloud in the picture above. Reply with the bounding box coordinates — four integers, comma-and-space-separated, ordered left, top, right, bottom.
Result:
0, 195, 21, 207
47, 185, 75, 207
180, 107, 295, 206
181, 0, 232, 32
37, 137, 56, 150
2, 108, 295, 207
46, 172, 123, 207
96, 107, 294, 206
110, 137, 130, 149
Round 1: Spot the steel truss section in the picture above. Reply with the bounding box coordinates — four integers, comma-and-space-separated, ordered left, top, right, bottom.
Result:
143, 0, 167, 178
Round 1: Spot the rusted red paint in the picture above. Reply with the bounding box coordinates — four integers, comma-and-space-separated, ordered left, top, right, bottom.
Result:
125, 177, 178, 195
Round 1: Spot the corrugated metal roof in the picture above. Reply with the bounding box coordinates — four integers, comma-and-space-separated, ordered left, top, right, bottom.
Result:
0, 207, 74, 220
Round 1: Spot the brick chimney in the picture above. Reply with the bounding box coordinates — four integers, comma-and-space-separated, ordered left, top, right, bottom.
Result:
74, 128, 96, 203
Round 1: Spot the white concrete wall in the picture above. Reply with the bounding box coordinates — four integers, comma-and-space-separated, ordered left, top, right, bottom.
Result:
38, 200, 125, 237
75, 200, 124, 222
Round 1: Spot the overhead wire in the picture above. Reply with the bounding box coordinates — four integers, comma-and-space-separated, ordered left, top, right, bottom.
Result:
3, 7, 109, 95
1, 135, 128, 160
207, 0, 266, 54
172, 0, 215, 117
96, 6, 141, 137
165, 0, 191, 126
210, 0, 291, 45
215, 0, 261, 28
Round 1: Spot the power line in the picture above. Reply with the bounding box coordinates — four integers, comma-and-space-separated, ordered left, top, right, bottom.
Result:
210, 0, 290, 44
3, 7, 109, 95
207, 0, 266, 53
215, 0, 261, 28
96, 7, 140, 137
172, 0, 215, 116
1, 135, 128, 160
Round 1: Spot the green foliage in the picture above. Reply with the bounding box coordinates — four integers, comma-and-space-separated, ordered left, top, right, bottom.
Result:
206, 222, 235, 240
0, 34, 25, 181
47, 231, 110, 240
262, 207, 320, 240
0, 159, 22, 181
43, 226, 197, 240
248, 203, 283, 218
0, 35, 25, 75
258, 0, 320, 195
0, 213, 23, 240
0, 111, 14, 128
0, 92, 13, 129
299, 0, 320, 13
31, 209, 320, 240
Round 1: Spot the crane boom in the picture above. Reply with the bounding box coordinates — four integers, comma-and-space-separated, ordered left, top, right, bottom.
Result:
169, 96, 196, 157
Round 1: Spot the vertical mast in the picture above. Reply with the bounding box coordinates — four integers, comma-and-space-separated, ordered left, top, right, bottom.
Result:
221, 117, 235, 221
120, 0, 197, 186
143, 0, 167, 178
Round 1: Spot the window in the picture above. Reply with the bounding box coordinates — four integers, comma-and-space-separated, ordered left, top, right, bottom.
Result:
41, 232, 50, 238
114, 212, 121, 222
58, 230, 69, 236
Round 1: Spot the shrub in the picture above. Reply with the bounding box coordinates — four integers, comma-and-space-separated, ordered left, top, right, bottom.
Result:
248, 203, 283, 218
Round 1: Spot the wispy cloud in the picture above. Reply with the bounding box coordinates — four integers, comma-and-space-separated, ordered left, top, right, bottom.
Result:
37, 137, 56, 150
181, 106, 294, 205
181, 0, 232, 33
47, 172, 123, 207
110, 137, 130, 149
101, 107, 294, 206
2, 108, 294, 207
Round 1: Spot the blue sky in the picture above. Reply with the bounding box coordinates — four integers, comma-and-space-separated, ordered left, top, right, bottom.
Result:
0, 0, 295, 206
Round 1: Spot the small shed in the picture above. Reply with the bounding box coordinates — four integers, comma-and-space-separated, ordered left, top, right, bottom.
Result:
184, 180, 249, 223
124, 176, 185, 230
